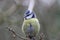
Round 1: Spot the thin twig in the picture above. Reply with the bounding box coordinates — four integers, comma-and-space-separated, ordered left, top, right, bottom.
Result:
39, 33, 45, 40
7, 27, 28, 40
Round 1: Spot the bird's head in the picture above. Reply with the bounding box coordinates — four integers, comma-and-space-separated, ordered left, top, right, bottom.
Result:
24, 10, 36, 20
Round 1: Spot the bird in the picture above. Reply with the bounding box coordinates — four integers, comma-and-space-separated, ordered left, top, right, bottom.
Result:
22, 10, 40, 40
22, 0, 40, 40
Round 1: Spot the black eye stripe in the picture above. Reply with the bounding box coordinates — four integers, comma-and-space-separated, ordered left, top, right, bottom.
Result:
25, 14, 32, 17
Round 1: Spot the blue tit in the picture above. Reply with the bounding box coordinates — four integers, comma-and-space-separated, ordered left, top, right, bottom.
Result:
22, 10, 40, 39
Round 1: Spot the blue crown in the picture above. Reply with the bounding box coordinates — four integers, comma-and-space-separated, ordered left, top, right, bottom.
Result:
24, 10, 32, 16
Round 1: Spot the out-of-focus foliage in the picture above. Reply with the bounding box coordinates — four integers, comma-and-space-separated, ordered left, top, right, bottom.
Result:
0, 0, 60, 40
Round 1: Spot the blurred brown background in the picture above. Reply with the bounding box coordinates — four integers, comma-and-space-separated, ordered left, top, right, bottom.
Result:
0, 0, 60, 40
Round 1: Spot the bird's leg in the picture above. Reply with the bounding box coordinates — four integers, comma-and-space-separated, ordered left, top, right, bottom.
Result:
26, 34, 36, 40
